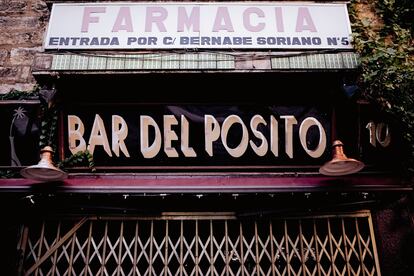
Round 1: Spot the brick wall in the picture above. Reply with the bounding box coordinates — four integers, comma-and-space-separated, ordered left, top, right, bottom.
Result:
0, 0, 48, 93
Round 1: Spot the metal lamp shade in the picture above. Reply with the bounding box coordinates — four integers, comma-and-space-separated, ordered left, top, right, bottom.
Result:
20, 146, 67, 181
319, 140, 365, 176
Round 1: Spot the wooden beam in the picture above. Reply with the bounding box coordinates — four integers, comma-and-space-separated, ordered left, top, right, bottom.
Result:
24, 217, 89, 276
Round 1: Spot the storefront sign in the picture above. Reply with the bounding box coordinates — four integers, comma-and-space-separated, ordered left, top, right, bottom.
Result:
64, 105, 331, 169
45, 2, 352, 50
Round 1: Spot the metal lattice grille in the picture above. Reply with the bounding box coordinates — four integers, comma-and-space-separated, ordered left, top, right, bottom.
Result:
20, 211, 380, 276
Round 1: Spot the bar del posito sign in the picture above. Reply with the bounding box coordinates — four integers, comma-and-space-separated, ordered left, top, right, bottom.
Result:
45, 2, 352, 50
64, 105, 331, 169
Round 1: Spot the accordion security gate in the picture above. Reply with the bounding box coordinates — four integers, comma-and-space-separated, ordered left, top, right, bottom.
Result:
20, 211, 381, 276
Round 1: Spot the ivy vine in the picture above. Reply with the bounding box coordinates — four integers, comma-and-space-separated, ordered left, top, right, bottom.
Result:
350, 0, 414, 178
0, 88, 39, 101
0, 169, 20, 179
57, 150, 96, 172
39, 103, 58, 151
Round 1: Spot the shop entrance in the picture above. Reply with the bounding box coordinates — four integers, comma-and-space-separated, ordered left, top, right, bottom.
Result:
20, 211, 381, 276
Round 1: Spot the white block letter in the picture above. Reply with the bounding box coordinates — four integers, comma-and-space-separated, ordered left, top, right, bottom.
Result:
205, 115, 220, 156
164, 115, 179, 157
270, 115, 279, 157
88, 114, 112, 156
221, 115, 248, 158
68, 115, 86, 154
281, 115, 297, 158
112, 115, 130, 157
299, 117, 326, 158
140, 115, 161, 158
181, 115, 196, 157
249, 115, 268, 156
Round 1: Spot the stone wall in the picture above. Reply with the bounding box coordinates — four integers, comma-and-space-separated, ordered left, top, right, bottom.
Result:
0, 0, 48, 93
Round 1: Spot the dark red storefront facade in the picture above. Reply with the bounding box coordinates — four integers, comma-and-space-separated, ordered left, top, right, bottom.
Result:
0, 2, 412, 275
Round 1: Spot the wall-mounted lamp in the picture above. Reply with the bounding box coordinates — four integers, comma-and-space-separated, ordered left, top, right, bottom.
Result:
20, 146, 67, 181
319, 140, 364, 176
